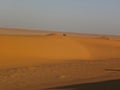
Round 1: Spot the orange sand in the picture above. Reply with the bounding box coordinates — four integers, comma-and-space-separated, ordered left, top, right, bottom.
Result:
0, 31, 120, 67
0, 28, 120, 90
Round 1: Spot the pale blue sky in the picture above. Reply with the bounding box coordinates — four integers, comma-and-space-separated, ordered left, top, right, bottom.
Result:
0, 0, 120, 35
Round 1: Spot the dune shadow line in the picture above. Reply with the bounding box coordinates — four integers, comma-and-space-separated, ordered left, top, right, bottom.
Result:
47, 79, 120, 90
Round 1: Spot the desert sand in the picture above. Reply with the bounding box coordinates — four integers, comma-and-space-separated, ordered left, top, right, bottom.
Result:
0, 28, 120, 90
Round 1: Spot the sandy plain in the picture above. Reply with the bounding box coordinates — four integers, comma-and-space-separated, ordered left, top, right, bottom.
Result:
0, 28, 120, 90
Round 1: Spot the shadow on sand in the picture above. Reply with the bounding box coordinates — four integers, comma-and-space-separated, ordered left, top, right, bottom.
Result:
48, 79, 120, 90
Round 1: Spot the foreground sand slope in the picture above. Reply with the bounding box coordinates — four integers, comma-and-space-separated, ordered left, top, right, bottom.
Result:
0, 60, 120, 90
0, 33, 120, 68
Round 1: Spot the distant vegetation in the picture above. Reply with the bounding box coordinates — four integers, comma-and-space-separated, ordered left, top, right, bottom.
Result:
99, 36, 110, 40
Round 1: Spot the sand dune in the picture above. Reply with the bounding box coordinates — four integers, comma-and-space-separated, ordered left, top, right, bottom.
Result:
0, 32, 120, 67
0, 28, 120, 90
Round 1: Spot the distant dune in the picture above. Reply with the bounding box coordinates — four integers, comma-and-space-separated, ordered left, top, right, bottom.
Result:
0, 28, 120, 90
0, 28, 120, 67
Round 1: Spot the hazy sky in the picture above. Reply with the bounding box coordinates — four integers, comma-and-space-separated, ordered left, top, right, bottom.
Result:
0, 0, 120, 35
